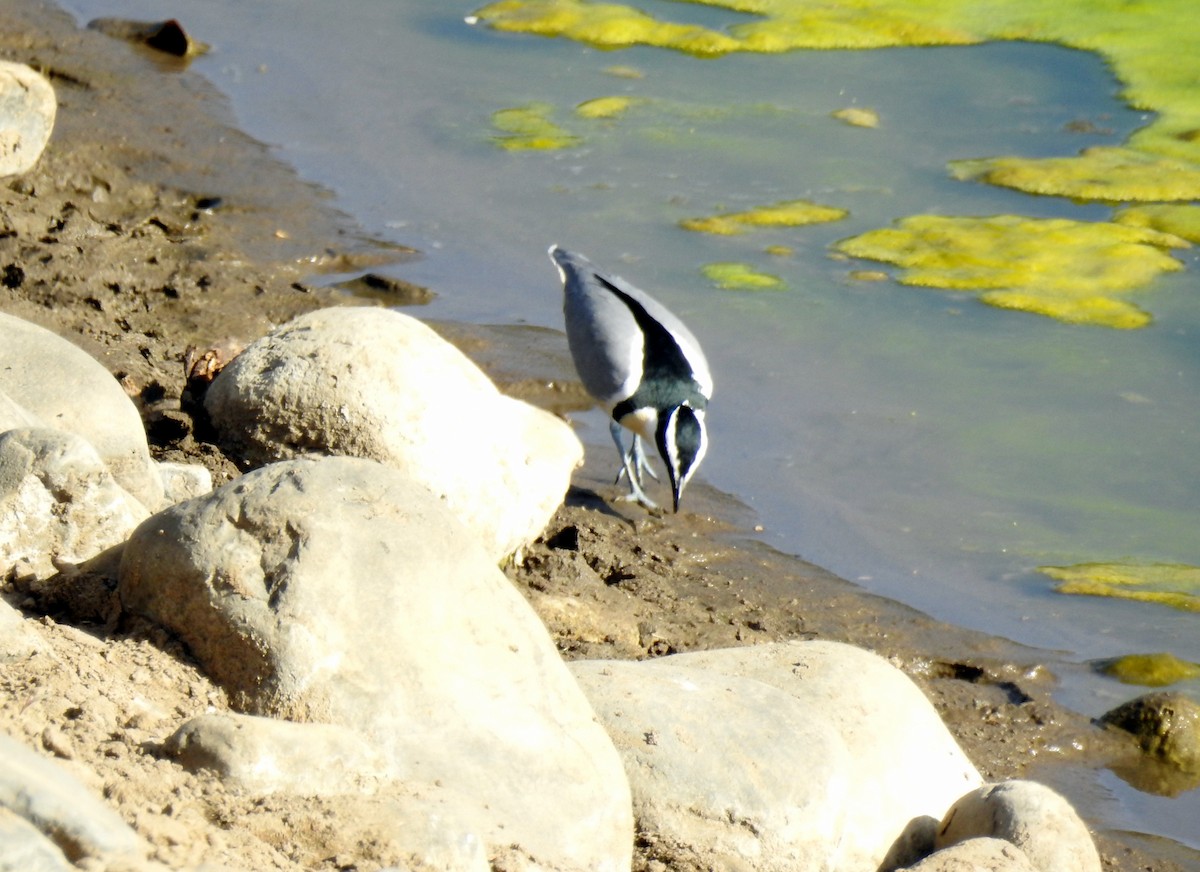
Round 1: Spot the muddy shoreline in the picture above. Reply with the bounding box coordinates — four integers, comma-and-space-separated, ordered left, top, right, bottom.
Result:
1, 2, 1195, 869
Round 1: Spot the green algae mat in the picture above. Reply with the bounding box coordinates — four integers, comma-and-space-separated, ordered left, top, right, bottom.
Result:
1041, 562, 1200, 614
474, 0, 1200, 326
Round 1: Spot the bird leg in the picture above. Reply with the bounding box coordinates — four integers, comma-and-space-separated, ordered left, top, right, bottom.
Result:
609, 421, 658, 508
627, 432, 659, 485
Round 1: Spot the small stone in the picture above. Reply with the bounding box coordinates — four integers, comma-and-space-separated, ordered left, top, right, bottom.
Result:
87, 18, 208, 58
334, 272, 435, 306
155, 462, 212, 505
164, 713, 387, 796
0, 62, 56, 177
40, 726, 74, 760
1101, 691, 1200, 770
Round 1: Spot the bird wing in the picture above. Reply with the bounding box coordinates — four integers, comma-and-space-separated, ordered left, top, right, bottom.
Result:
555, 248, 645, 407
593, 267, 712, 400
552, 247, 712, 404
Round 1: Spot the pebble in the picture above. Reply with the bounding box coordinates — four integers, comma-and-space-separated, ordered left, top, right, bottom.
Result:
1101, 691, 1200, 770
0, 61, 55, 177
39, 726, 74, 761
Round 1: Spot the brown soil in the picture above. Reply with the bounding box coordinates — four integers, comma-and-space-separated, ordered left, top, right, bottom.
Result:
0, 2, 1195, 870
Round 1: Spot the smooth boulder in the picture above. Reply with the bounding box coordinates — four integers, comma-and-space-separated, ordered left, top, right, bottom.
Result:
0, 61, 55, 177
203, 307, 582, 559
935, 781, 1101, 872
573, 640, 983, 872
572, 658, 851, 871
0, 314, 163, 510
664, 641, 983, 869
118, 456, 631, 871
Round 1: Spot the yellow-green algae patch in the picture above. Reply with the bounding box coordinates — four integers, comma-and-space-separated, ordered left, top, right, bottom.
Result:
473, 0, 978, 54
1040, 562, 1200, 613
472, 0, 742, 56
1096, 653, 1200, 688
471, 0, 1200, 198
702, 262, 785, 290
835, 214, 1188, 328
950, 147, 1200, 203
978, 291, 1151, 330
681, 199, 848, 235
490, 103, 580, 151
575, 95, 645, 119
1116, 204, 1200, 244
832, 106, 880, 129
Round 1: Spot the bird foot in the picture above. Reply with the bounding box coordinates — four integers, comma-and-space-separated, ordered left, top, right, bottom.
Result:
613, 432, 658, 489
608, 423, 661, 509
613, 488, 659, 510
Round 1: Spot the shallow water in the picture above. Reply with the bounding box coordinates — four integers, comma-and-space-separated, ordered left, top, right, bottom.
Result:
62, 0, 1200, 849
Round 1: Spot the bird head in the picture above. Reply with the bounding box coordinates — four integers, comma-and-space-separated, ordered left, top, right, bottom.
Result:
656, 403, 708, 512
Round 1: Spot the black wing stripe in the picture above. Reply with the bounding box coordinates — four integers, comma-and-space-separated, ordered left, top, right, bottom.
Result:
599, 275, 707, 420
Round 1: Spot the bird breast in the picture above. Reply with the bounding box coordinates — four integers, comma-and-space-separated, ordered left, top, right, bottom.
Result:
615, 406, 659, 442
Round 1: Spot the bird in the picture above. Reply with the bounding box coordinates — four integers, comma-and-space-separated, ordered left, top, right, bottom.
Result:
549, 245, 712, 512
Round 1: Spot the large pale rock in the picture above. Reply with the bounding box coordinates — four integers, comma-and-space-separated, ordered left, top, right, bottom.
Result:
0, 314, 163, 509
935, 781, 1101, 872
571, 659, 851, 871
118, 457, 631, 871
574, 641, 983, 872
0, 808, 72, 872
204, 307, 582, 559
0, 429, 150, 578
0, 732, 144, 863
0, 61, 55, 177
665, 641, 983, 870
